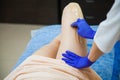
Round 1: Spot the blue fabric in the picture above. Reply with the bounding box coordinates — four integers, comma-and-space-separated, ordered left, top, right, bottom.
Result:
14, 25, 120, 80
111, 41, 120, 80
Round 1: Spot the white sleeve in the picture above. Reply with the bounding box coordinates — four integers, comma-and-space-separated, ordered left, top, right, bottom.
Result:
94, 0, 120, 53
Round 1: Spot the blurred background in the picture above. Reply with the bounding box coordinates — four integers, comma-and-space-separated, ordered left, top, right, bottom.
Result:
0, 0, 114, 79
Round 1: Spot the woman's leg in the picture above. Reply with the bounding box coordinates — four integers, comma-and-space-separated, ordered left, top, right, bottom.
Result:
56, 3, 101, 79
33, 34, 61, 58
33, 3, 86, 59
56, 3, 87, 59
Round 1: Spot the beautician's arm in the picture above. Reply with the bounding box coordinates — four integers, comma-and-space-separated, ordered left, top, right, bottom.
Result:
88, 42, 103, 62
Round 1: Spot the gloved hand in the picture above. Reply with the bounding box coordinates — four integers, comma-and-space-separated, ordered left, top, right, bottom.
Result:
62, 50, 94, 69
71, 18, 96, 39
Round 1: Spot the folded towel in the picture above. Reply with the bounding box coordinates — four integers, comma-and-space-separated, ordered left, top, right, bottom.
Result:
5, 55, 101, 80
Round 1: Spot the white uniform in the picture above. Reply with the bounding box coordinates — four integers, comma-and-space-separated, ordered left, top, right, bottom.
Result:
94, 0, 120, 53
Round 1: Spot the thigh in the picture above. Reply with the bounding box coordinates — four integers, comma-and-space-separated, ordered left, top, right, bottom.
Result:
56, 3, 87, 59
33, 36, 60, 58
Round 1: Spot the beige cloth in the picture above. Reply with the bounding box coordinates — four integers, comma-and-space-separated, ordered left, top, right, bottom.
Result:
4, 55, 101, 80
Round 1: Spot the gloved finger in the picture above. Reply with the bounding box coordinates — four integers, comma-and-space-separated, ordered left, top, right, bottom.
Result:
62, 53, 74, 60
62, 58, 74, 64
71, 22, 78, 27
65, 61, 75, 67
64, 61, 78, 68
71, 18, 82, 26
66, 50, 78, 58
66, 50, 82, 58
76, 18, 81, 22
68, 63, 76, 68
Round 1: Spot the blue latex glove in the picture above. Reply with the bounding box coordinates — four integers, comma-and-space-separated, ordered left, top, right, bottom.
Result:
62, 50, 94, 69
71, 18, 96, 39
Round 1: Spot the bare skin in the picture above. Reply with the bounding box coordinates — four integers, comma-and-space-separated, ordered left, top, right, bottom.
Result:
56, 3, 87, 59
88, 43, 103, 62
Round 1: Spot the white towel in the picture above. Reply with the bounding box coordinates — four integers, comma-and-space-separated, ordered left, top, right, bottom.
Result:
4, 55, 101, 80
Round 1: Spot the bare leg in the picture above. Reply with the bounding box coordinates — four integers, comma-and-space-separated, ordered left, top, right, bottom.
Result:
56, 3, 87, 59
56, 3, 101, 80
33, 34, 61, 58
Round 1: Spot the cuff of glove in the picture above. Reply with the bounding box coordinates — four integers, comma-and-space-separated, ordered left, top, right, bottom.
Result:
85, 54, 95, 67
86, 57, 95, 66
89, 30, 96, 39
